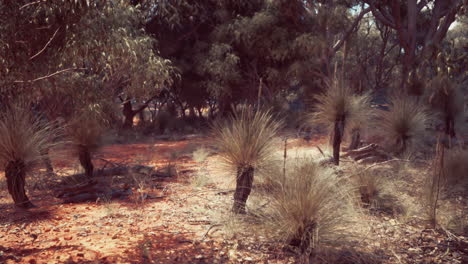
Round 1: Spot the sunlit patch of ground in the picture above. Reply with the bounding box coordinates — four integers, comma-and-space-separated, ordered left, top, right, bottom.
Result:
0, 134, 466, 263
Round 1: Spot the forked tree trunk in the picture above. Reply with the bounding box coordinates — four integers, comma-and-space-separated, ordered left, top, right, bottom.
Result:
332, 117, 345, 165
5, 159, 35, 208
78, 145, 94, 178
232, 166, 254, 214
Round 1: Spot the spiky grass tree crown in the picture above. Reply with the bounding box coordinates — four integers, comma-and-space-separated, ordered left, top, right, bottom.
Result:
67, 106, 107, 151
212, 107, 283, 169
311, 80, 371, 133
379, 96, 429, 153
0, 104, 63, 170
261, 160, 356, 254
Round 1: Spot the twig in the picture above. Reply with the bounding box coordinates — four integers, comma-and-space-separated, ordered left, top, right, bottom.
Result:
30, 27, 60, 60
316, 146, 325, 157
14, 68, 85, 83
202, 224, 222, 240
20, 0, 47, 9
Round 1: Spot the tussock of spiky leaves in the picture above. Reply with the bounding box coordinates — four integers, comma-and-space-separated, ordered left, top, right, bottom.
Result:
67, 105, 107, 152
211, 107, 282, 170
310, 79, 372, 135
257, 159, 358, 255
378, 96, 429, 154
428, 75, 466, 132
0, 103, 64, 171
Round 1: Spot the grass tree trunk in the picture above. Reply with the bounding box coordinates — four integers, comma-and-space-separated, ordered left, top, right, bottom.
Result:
332, 116, 345, 165
444, 114, 455, 139
78, 145, 94, 178
232, 166, 254, 214
348, 128, 361, 150
41, 148, 54, 173
5, 159, 35, 208
123, 100, 136, 129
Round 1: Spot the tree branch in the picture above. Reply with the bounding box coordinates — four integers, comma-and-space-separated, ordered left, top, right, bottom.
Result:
332, 7, 371, 54
30, 27, 60, 60
14, 68, 85, 83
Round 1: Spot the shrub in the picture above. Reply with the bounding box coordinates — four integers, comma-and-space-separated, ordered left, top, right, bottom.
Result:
311, 79, 371, 164
378, 96, 429, 155
0, 103, 63, 208
259, 159, 357, 256
212, 107, 282, 213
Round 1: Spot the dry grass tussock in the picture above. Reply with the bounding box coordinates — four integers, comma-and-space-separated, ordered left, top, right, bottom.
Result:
310, 80, 372, 133
211, 107, 283, 170
378, 96, 429, 154
253, 159, 359, 256
0, 103, 63, 171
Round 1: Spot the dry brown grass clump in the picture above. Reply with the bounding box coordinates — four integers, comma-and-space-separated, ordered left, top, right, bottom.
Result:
212, 107, 282, 213
0, 103, 63, 208
378, 96, 429, 155
258, 159, 357, 256
311, 79, 371, 164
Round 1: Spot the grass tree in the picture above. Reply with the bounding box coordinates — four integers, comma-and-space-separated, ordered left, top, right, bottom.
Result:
259, 159, 356, 255
428, 74, 464, 142
67, 106, 106, 179
0, 104, 62, 208
213, 107, 282, 214
379, 96, 429, 155
311, 79, 371, 165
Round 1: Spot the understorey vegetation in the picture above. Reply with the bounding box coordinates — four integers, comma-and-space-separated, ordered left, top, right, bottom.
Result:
0, 0, 466, 263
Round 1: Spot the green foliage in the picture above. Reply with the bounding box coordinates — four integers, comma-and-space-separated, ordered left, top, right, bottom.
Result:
0, 0, 173, 119
212, 108, 282, 169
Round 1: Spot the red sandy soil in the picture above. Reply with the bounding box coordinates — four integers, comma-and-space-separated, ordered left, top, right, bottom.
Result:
0, 136, 466, 264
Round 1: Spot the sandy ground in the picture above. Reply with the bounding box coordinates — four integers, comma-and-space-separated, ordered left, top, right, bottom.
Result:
0, 135, 466, 264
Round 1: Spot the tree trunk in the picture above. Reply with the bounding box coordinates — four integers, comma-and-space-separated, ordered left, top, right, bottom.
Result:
139, 110, 146, 125
332, 118, 345, 165
348, 128, 361, 150
41, 148, 54, 173
78, 145, 94, 178
122, 100, 135, 129
232, 166, 254, 214
5, 160, 35, 208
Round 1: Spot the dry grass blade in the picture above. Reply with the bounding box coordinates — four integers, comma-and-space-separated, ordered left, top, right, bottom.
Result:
212, 107, 283, 169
